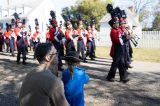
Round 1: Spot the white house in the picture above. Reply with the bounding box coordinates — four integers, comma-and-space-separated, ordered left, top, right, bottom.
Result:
0, 0, 64, 32
99, 0, 142, 47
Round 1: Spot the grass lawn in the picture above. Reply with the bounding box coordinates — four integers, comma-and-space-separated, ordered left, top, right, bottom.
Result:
96, 47, 160, 62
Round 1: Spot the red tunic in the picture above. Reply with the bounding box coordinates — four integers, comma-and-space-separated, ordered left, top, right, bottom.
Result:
49, 28, 56, 42
46, 31, 50, 39
65, 29, 72, 40
110, 28, 122, 57
14, 27, 21, 37
4, 32, 10, 38
33, 32, 38, 42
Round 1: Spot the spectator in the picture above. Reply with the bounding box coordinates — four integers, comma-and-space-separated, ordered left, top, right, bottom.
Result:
19, 43, 69, 106
62, 51, 90, 106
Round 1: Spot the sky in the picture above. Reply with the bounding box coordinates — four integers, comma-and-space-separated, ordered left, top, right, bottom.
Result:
0, 0, 79, 12
0, 0, 158, 27
52, 0, 79, 12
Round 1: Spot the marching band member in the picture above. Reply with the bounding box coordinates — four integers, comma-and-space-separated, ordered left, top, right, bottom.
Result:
77, 18, 87, 62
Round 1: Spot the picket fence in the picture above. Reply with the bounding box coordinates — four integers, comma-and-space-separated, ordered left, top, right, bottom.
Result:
138, 31, 160, 48
97, 31, 160, 48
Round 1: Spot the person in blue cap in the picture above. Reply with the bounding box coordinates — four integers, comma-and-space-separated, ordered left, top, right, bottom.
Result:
62, 51, 90, 106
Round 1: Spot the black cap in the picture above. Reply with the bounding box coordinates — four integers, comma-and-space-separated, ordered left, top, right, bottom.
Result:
62, 51, 81, 63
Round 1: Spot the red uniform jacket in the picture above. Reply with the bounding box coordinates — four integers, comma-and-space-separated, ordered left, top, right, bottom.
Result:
110, 28, 123, 57
4, 31, 10, 39
14, 27, 21, 37
32, 32, 39, 42
65, 29, 72, 40
46, 31, 50, 39
49, 28, 56, 42
86, 32, 93, 46
77, 28, 82, 37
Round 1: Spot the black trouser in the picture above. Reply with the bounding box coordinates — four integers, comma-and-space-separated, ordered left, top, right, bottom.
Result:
77, 38, 86, 61
124, 41, 131, 68
65, 40, 76, 54
107, 55, 128, 81
33, 42, 39, 59
87, 41, 94, 59
5, 39, 9, 52
129, 41, 133, 58
10, 37, 15, 55
0, 43, 3, 51
92, 38, 96, 57
53, 41, 63, 70
17, 45, 27, 63
59, 43, 64, 57
29, 39, 33, 51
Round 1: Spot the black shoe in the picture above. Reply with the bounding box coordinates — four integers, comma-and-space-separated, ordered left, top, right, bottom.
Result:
106, 78, 115, 82
128, 64, 133, 68
12, 54, 15, 57
83, 60, 88, 63
79, 56, 83, 60
91, 58, 95, 60
22, 62, 26, 65
121, 79, 130, 83
93, 55, 97, 58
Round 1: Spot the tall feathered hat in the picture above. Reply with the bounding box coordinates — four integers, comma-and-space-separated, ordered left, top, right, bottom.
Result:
90, 17, 96, 26
22, 19, 26, 25
35, 18, 39, 29
11, 18, 15, 28
13, 12, 21, 23
84, 20, 91, 30
106, 4, 127, 26
5, 23, 11, 31
50, 10, 57, 26
62, 9, 74, 28
76, 13, 83, 26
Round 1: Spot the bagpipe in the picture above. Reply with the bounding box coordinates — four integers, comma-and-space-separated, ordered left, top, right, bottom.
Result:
106, 4, 140, 46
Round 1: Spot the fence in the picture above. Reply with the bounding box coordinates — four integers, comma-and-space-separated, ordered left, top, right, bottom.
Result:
138, 31, 160, 48
97, 31, 160, 48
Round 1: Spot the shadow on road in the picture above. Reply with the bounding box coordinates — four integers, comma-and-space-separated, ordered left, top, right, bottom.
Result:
0, 57, 39, 106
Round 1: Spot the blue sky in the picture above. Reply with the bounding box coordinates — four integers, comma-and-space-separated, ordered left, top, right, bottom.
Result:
0, 0, 79, 12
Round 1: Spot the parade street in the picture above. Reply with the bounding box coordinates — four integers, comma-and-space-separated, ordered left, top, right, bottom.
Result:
0, 51, 160, 106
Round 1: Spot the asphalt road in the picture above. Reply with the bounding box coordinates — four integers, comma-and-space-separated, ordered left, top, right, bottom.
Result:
0, 52, 160, 106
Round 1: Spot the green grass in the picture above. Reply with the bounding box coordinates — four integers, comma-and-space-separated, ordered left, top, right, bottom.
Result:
96, 47, 160, 62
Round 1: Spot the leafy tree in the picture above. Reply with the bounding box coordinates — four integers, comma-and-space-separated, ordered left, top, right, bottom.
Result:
131, 0, 153, 28
152, 13, 160, 31
61, 0, 110, 31
152, 1, 160, 31
131, 0, 152, 13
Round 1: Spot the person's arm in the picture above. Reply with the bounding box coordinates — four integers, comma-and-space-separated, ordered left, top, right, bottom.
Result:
50, 82, 69, 106
82, 70, 89, 84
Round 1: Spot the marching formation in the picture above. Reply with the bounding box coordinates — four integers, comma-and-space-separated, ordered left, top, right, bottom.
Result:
0, 3, 142, 106
0, 11, 98, 68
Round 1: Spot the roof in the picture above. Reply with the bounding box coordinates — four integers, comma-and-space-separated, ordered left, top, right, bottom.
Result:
0, 0, 64, 22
